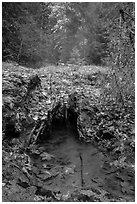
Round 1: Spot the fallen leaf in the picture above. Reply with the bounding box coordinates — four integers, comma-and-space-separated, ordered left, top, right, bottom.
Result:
40, 152, 54, 161
121, 181, 134, 194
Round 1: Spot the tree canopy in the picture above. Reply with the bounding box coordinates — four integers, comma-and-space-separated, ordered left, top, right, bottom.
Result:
2, 2, 135, 68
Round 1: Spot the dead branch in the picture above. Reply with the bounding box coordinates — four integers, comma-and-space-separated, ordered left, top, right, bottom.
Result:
79, 152, 84, 187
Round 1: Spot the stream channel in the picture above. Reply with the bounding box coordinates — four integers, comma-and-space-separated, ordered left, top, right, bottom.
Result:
30, 126, 134, 201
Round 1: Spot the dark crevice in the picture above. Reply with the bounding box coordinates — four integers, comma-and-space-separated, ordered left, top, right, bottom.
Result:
37, 105, 79, 143
4, 119, 20, 140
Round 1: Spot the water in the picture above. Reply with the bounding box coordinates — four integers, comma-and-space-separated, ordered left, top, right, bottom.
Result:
48, 128, 104, 182
31, 127, 134, 201
32, 127, 106, 194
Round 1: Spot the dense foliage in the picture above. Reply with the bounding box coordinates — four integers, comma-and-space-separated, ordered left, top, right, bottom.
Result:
2, 3, 53, 67
98, 3, 135, 107
2, 2, 135, 67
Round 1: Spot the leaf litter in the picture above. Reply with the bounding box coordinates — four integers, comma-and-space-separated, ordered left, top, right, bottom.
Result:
2, 62, 134, 201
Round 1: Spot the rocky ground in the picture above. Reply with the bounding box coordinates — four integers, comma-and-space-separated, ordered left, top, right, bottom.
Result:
2, 62, 135, 201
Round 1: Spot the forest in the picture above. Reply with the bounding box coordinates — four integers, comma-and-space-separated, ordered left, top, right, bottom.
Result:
2, 2, 135, 202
